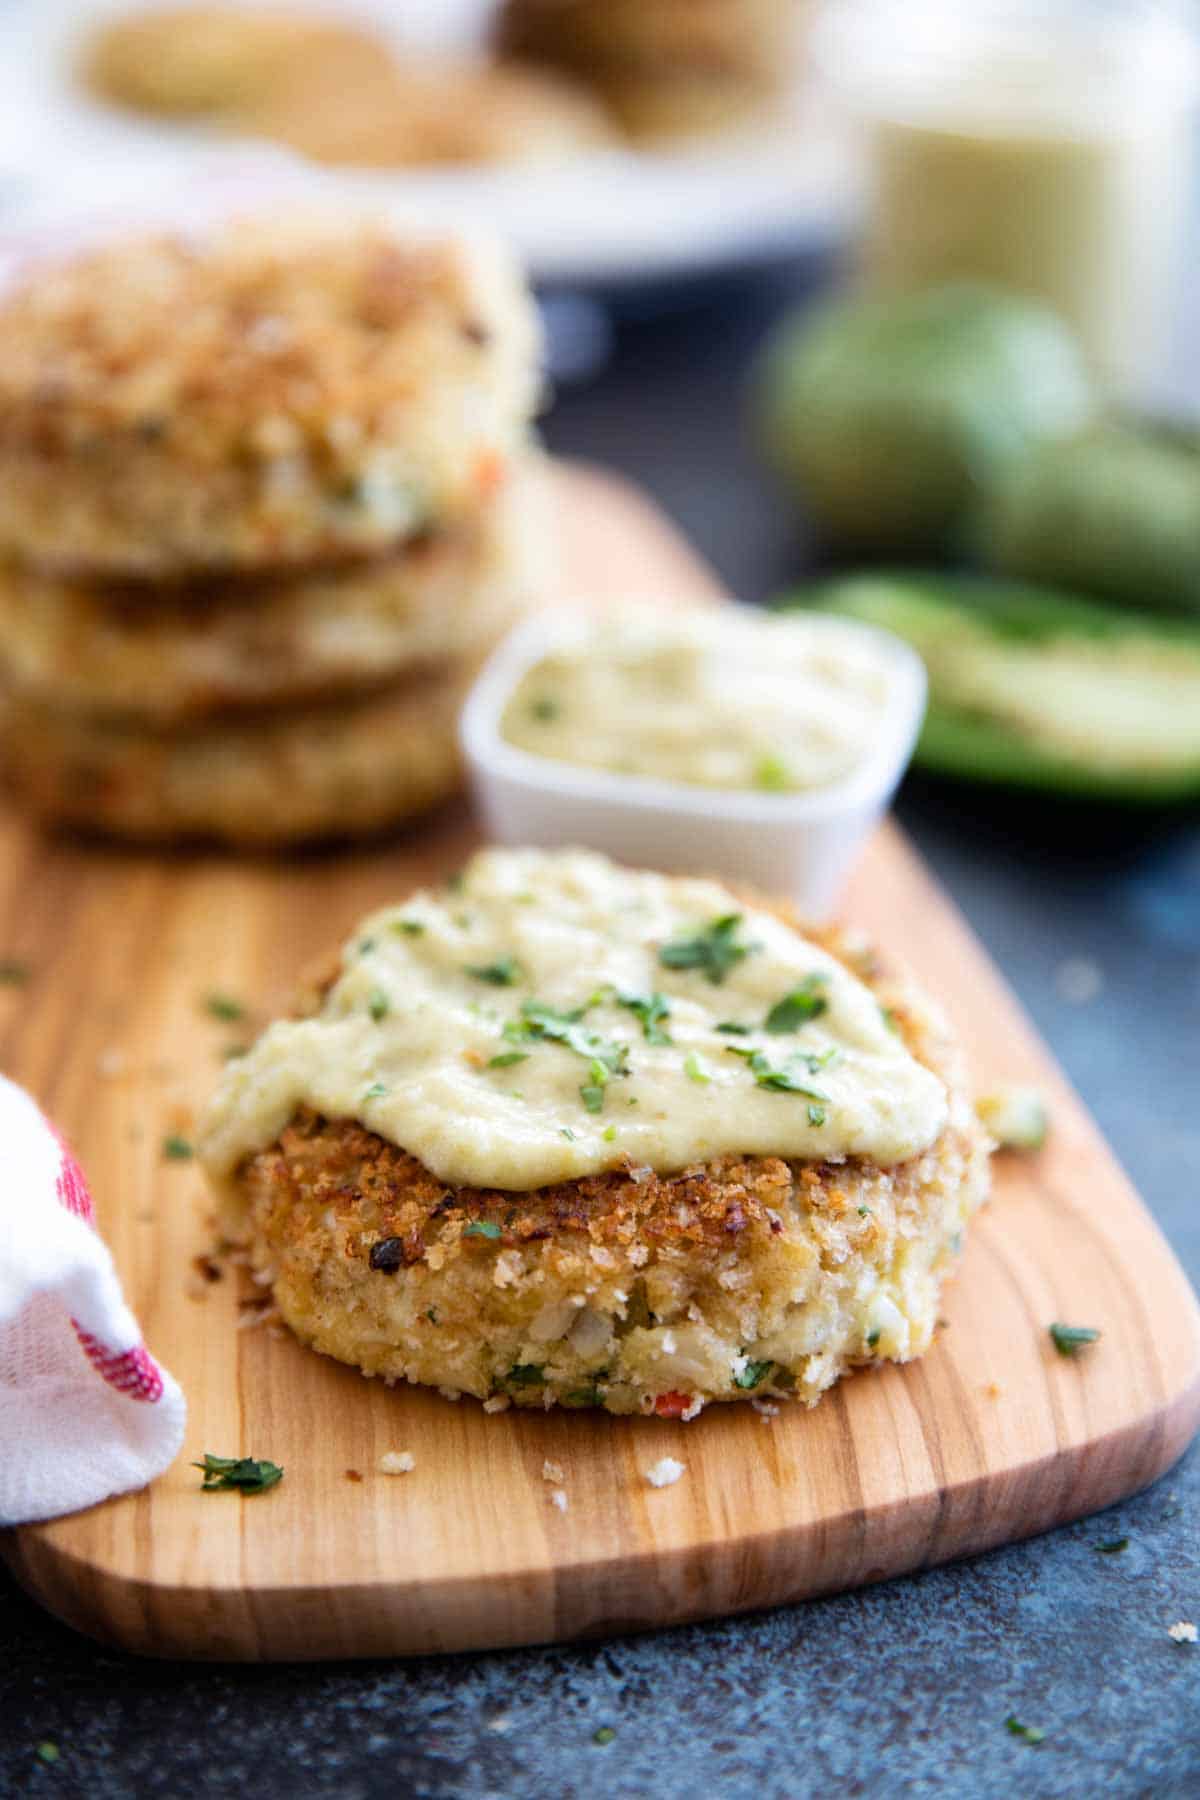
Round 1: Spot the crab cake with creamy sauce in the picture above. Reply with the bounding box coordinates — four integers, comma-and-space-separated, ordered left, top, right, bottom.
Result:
80, 5, 395, 120
0, 463, 544, 725
0, 216, 539, 578
199, 849, 990, 1415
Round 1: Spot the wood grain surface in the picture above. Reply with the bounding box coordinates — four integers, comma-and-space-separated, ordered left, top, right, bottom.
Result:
4, 463, 1199, 1661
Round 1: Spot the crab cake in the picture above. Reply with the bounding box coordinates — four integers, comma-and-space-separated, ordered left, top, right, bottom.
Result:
494, 0, 796, 142
80, 4, 394, 121
0, 216, 539, 578
0, 661, 487, 846
0, 463, 544, 725
199, 849, 990, 1416
243, 57, 615, 169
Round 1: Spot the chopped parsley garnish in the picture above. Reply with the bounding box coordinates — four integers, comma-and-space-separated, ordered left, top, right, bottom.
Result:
808, 1104, 827, 1126
716, 1021, 750, 1035
684, 1052, 710, 1084
566, 1385, 603, 1405
659, 913, 751, 985
463, 1220, 502, 1240
367, 988, 390, 1021
560, 1126, 577, 1141
753, 752, 793, 792
162, 1135, 194, 1161
1049, 1323, 1101, 1357
507, 997, 631, 1111
867, 1328, 882, 1349
363, 1082, 389, 1100
394, 918, 425, 936
203, 991, 245, 1022
858, 1205, 871, 1218
724, 1046, 830, 1100
35, 1743, 60, 1765
488, 1051, 528, 1069
1004, 1716, 1046, 1746
530, 695, 560, 722
581, 1059, 611, 1113
880, 1004, 900, 1033
507, 1364, 545, 1386
733, 1357, 773, 1390
602, 1125, 617, 1142
1095, 1536, 1129, 1554
592, 1727, 616, 1747
509, 997, 587, 1035
0, 958, 30, 985
618, 991, 672, 1045
358, 938, 376, 955
764, 975, 828, 1033
194, 1453, 283, 1495
466, 955, 523, 987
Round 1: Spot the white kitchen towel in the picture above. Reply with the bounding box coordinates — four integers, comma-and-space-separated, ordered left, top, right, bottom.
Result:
0, 1073, 185, 1525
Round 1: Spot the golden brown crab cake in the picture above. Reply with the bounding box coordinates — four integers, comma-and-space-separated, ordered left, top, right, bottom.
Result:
0, 215, 539, 578
79, 4, 394, 121
200, 850, 990, 1416
0, 459, 546, 725
494, 0, 797, 142
243, 56, 615, 169
0, 659, 485, 846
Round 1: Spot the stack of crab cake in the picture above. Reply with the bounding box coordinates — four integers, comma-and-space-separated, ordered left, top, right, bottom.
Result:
0, 215, 544, 845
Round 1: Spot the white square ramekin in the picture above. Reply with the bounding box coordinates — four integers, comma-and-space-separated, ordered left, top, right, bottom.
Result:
459, 607, 927, 918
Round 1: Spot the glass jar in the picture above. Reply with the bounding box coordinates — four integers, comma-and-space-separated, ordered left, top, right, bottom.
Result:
816, 0, 1199, 393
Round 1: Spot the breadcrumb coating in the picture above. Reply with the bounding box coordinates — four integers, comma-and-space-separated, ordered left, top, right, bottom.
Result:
218, 916, 991, 1414
0, 659, 482, 846
0, 215, 540, 575
0, 458, 546, 724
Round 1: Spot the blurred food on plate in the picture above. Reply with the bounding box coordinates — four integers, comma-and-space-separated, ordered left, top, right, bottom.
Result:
78, 1, 811, 166
789, 573, 1200, 804
0, 211, 549, 844
81, 2, 616, 165
493, 0, 802, 143
80, 2, 393, 121
240, 54, 615, 169
818, 0, 1199, 391
754, 282, 1095, 551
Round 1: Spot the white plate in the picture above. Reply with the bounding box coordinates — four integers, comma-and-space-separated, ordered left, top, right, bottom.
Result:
0, 0, 860, 287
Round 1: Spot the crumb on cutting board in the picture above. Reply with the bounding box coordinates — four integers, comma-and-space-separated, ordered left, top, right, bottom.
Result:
379, 1451, 415, 1475
645, 1457, 686, 1489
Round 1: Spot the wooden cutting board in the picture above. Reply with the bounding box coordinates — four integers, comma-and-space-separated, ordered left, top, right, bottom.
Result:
4, 463, 1199, 1662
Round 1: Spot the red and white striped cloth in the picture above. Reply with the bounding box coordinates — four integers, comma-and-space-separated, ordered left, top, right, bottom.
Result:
0, 1074, 185, 1525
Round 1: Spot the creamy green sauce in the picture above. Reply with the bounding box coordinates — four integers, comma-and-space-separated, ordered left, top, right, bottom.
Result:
499, 608, 898, 792
200, 849, 947, 1196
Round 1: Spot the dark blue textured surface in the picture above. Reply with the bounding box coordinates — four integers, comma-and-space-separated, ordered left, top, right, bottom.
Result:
3, 264, 1199, 1800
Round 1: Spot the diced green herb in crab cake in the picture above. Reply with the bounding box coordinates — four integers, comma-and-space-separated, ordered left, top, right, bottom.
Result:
790, 573, 1200, 803
198, 848, 990, 1418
